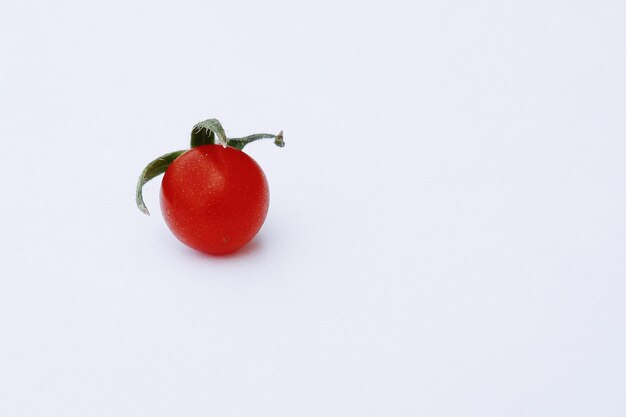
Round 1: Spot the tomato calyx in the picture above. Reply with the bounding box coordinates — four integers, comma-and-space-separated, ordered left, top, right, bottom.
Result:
136, 150, 186, 215
190, 118, 229, 148
227, 131, 284, 150
135, 118, 284, 216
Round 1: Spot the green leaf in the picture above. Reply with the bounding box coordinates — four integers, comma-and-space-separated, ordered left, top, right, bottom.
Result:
135, 150, 186, 215
227, 131, 284, 150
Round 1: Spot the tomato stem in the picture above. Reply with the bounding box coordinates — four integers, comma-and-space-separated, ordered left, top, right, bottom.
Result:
190, 119, 228, 148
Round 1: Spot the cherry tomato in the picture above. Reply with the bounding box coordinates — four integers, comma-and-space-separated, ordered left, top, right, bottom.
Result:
136, 118, 283, 255
160, 145, 269, 255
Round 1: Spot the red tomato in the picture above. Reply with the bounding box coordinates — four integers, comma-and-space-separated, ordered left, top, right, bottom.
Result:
159, 145, 269, 255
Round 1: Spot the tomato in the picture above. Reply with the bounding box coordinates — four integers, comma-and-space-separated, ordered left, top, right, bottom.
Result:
136, 118, 283, 256
160, 145, 269, 255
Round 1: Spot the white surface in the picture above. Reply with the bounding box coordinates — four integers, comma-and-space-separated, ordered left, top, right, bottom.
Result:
1, 1, 625, 416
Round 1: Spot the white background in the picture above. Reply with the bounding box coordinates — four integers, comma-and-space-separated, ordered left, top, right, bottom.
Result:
1, 1, 625, 416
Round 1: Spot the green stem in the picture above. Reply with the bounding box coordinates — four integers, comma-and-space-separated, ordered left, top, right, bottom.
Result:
227, 131, 284, 150
190, 119, 228, 148
136, 150, 186, 215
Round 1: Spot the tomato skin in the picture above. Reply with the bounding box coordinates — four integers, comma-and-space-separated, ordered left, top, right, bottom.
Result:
160, 145, 269, 255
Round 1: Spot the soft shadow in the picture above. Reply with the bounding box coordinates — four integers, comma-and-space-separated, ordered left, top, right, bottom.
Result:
178, 236, 265, 261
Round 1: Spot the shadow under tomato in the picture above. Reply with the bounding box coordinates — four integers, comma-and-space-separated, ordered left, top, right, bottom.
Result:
180, 236, 265, 260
